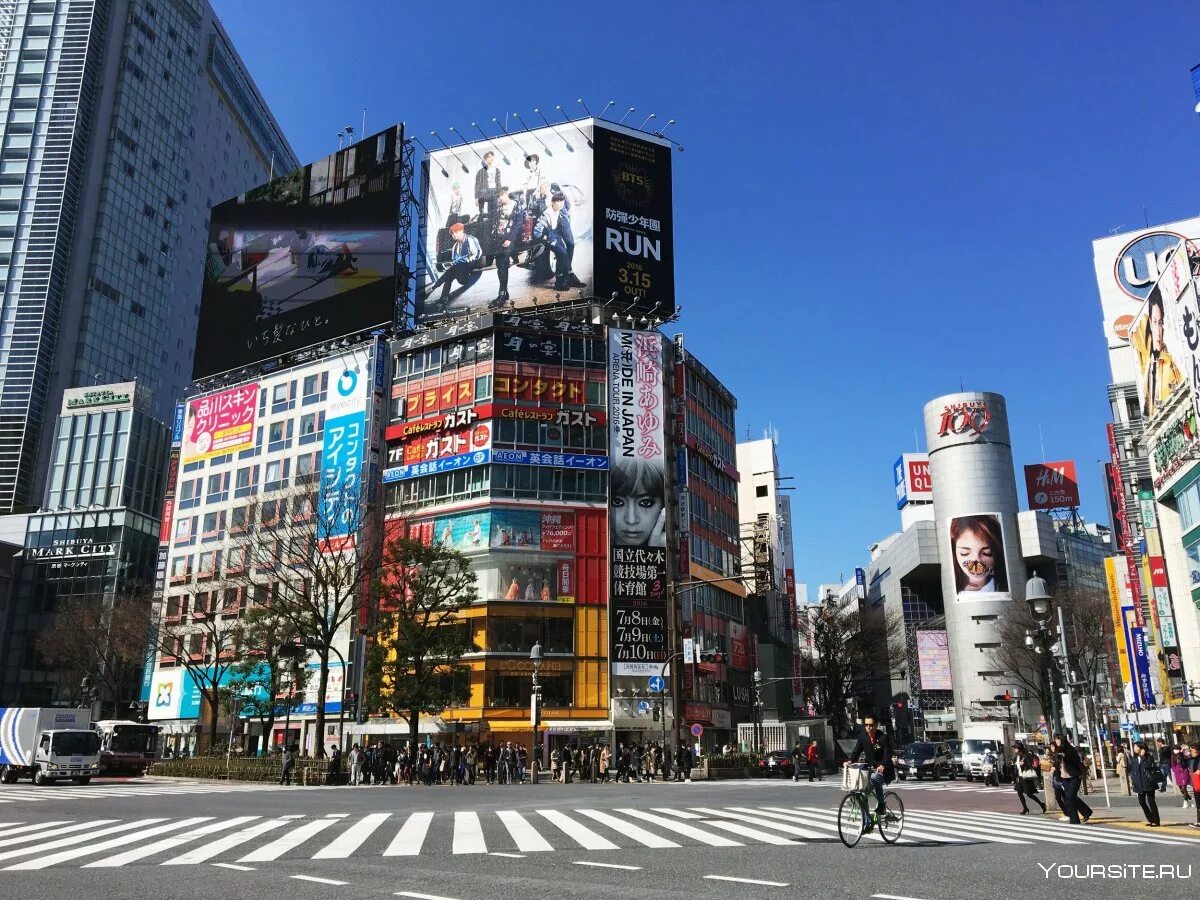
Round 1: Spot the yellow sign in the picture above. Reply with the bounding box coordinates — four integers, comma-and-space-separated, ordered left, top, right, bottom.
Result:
1105, 556, 1132, 686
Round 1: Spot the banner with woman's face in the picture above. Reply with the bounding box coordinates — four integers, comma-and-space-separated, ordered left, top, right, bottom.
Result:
948, 513, 1011, 601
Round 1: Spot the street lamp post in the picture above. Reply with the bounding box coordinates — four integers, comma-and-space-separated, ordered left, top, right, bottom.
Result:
530, 641, 542, 784
752, 669, 764, 753
1024, 573, 1060, 736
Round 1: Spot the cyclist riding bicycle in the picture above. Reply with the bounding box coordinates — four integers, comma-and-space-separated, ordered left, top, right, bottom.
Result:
843, 714, 898, 819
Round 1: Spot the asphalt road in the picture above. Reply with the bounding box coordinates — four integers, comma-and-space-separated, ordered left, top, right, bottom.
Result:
1, 774, 1196, 899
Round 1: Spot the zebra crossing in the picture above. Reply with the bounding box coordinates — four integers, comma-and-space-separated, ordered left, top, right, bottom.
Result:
0, 804, 1193, 870
0, 780, 293, 804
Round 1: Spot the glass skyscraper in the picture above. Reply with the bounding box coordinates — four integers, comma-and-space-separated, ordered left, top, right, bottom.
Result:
0, 0, 296, 513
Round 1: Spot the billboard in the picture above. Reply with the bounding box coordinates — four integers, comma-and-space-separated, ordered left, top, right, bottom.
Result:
1023, 460, 1080, 510
608, 329, 669, 675
894, 452, 932, 509
915, 630, 953, 692
1129, 246, 1189, 420
418, 119, 673, 324
181, 383, 259, 463
193, 125, 403, 378
948, 513, 1010, 601
319, 348, 372, 547
1092, 218, 1200, 349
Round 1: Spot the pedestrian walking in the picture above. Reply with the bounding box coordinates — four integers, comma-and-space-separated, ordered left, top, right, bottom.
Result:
1156, 738, 1172, 794
615, 743, 627, 783
348, 744, 363, 786
1012, 741, 1047, 815
1171, 747, 1193, 808
1131, 741, 1163, 826
1115, 746, 1130, 796
1186, 743, 1200, 829
550, 747, 560, 783
630, 744, 643, 783
806, 740, 821, 782
280, 744, 296, 786
599, 745, 611, 782
792, 740, 804, 782
1051, 733, 1092, 824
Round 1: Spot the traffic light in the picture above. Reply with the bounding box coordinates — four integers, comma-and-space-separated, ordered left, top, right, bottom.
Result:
698, 649, 726, 664
345, 691, 358, 720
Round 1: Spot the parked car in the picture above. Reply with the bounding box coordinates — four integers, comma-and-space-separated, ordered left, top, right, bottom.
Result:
896, 741, 956, 781
759, 750, 795, 778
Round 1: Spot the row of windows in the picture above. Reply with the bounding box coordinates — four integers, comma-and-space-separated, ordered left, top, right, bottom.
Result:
492, 419, 606, 452
383, 465, 607, 513
688, 583, 745, 623
686, 491, 740, 545
689, 533, 739, 580
685, 371, 736, 433
686, 452, 738, 502
685, 409, 736, 465
392, 336, 606, 382
1177, 479, 1200, 535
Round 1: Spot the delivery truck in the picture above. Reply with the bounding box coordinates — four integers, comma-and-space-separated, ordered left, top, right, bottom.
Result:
0, 707, 101, 785
962, 721, 1015, 784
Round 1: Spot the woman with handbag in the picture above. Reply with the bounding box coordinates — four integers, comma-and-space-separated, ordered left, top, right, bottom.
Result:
1013, 741, 1047, 814
1130, 741, 1162, 826
1171, 746, 1193, 808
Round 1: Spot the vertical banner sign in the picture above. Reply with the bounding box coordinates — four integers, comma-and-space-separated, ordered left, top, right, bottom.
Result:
1148, 556, 1181, 671
1104, 557, 1133, 691
1106, 423, 1146, 627
320, 349, 370, 549
855, 567, 866, 600
608, 329, 669, 675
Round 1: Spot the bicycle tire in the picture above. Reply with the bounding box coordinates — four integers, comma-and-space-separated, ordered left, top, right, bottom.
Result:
878, 790, 905, 844
837, 791, 867, 848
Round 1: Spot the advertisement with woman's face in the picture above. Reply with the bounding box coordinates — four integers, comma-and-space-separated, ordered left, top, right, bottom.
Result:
949, 513, 1010, 600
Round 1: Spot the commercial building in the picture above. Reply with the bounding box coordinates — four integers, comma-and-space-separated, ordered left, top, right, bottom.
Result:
0, 381, 169, 706
0, 0, 296, 514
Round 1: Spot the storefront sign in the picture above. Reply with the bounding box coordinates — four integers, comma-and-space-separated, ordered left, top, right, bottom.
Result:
1107, 423, 1146, 627
1024, 460, 1080, 510
66, 388, 132, 410
557, 559, 575, 603
490, 449, 608, 469
382, 449, 491, 483
1150, 408, 1200, 491
388, 405, 487, 442
493, 374, 586, 406
404, 380, 475, 421
395, 422, 492, 466
729, 622, 751, 670
28, 537, 116, 563
494, 331, 564, 364
541, 512, 575, 551
181, 383, 259, 463
936, 400, 991, 437
493, 404, 603, 427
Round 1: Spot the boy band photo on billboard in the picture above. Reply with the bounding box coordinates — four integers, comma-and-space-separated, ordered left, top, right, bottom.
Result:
948, 513, 1010, 600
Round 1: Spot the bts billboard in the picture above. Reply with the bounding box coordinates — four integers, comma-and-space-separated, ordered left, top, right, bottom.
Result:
419, 119, 674, 324
193, 125, 404, 378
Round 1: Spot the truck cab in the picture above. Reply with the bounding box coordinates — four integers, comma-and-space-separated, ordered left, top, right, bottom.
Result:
29, 729, 101, 784
0, 707, 102, 785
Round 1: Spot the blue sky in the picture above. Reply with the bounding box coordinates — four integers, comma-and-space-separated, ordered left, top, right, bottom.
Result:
213, 1, 1200, 592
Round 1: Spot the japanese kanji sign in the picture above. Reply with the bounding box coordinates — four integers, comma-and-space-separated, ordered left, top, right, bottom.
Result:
181, 383, 259, 463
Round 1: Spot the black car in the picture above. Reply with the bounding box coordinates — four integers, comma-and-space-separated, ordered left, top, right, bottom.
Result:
759, 750, 795, 778
896, 741, 956, 781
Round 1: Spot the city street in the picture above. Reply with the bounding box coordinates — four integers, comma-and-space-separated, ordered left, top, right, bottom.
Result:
0, 775, 1195, 899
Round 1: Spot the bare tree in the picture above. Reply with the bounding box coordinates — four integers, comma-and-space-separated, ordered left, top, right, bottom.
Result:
222, 605, 309, 753
35, 592, 151, 710
216, 478, 383, 755
364, 524, 478, 749
798, 601, 906, 739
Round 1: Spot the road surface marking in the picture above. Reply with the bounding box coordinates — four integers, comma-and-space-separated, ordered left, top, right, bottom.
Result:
240, 818, 338, 862
0, 819, 163, 863
395, 892, 463, 900
704, 875, 789, 887
536, 810, 619, 850
212, 862, 256, 871
325, 813, 349, 818
451, 811, 486, 854
615, 808, 741, 847
969, 809, 1194, 846
0, 820, 109, 847
312, 812, 390, 859
715, 807, 827, 840
162, 818, 290, 865
496, 810, 554, 852
84, 817, 258, 867
573, 860, 641, 870
489, 852, 526, 858
905, 809, 1082, 846
290, 874, 348, 886
873, 894, 933, 900
4, 818, 210, 870
383, 811, 433, 857
576, 809, 679, 848
0, 821, 73, 842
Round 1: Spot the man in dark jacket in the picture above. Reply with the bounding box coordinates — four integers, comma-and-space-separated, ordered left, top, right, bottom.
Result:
490, 189, 525, 308
1156, 738, 1172, 794
1131, 741, 1163, 826
533, 193, 585, 292
844, 715, 897, 814
1051, 734, 1093, 824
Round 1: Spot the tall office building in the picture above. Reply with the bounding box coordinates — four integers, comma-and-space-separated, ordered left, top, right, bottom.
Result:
0, 0, 296, 513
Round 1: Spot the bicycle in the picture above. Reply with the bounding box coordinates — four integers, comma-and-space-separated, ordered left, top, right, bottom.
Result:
837, 763, 905, 847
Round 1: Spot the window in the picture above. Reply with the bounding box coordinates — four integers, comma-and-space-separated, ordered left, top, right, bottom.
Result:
201, 511, 224, 540
226, 545, 247, 573
268, 419, 293, 452
302, 372, 327, 405
1178, 481, 1200, 535
234, 465, 258, 498
756, 485, 768, 498
261, 499, 284, 526
197, 551, 218, 577
299, 411, 324, 444
169, 555, 191, 581
188, 633, 205, 659
292, 493, 315, 521
206, 472, 229, 503
174, 517, 193, 542
265, 459, 289, 490
271, 382, 294, 413
296, 451, 321, 484
221, 588, 242, 614
178, 477, 202, 510
230, 504, 254, 533
165, 594, 184, 620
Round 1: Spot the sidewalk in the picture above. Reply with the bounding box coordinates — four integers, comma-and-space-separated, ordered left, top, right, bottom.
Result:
1052, 771, 1200, 835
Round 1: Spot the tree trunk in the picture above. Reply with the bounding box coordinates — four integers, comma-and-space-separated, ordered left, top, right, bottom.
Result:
207, 688, 220, 751
314, 652, 330, 757
409, 708, 420, 751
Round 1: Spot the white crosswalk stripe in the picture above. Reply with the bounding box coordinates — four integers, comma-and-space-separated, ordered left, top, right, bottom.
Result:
3, 804, 1195, 869
0, 781, 305, 804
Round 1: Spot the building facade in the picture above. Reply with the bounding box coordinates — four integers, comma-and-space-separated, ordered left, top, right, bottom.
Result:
0, 0, 296, 513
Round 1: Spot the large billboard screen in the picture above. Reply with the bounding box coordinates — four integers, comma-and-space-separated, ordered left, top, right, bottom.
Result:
181, 383, 259, 464
915, 630, 953, 692
193, 125, 403, 378
1023, 460, 1080, 510
608, 329, 669, 676
948, 513, 1011, 602
418, 120, 673, 324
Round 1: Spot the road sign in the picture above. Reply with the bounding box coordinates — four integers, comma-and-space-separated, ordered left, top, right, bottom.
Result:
637, 700, 650, 712
690, 723, 704, 738
648, 675, 665, 693
1120, 723, 1134, 731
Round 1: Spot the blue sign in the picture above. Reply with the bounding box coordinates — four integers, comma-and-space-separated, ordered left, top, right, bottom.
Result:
648, 675, 665, 693
490, 449, 609, 469
893, 456, 906, 509
383, 449, 491, 483
1117, 231, 1186, 302
372, 339, 387, 394
319, 411, 365, 540
637, 700, 650, 712
1120, 723, 1134, 731
172, 403, 185, 447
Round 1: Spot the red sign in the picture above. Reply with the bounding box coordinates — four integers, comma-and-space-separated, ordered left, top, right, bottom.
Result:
396, 422, 492, 466
405, 379, 474, 420
540, 511, 575, 550
936, 400, 991, 437
1149, 556, 1169, 588
729, 622, 751, 670
387, 404, 490, 442
684, 702, 712, 724
1107, 423, 1146, 628
182, 382, 259, 463
493, 373, 586, 405
159, 499, 175, 544
908, 458, 932, 493
1024, 460, 1080, 510
557, 559, 574, 601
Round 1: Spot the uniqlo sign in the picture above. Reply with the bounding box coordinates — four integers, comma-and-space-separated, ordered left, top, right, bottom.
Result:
1024, 460, 1080, 511
894, 452, 932, 508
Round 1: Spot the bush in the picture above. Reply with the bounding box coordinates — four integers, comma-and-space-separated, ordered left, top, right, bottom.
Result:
704, 752, 762, 768
149, 755, 338, 784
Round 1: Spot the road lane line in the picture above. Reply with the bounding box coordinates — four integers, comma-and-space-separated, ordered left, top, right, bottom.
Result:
536, 810, 619, 850
395, 892, 463, 900
496, 810, 553, 852
5, 818, 210, 870
716, 807, 828, 840
0, 821, 72, 841
873, 894, 933, 900
85, 817, 259, 867
312, 812, 390, 859
240, 818, 338, 862
573, 860, 641, 870
452, 811, 486, 854
383, 811, 433, 857
291, 874, 348, 886
615, 808, 741, 847
211, 862, 256, 871
162, 818, 290, 865
0, 819, 163, 863
704, 875, 789, 887
575, 809, 678, 848
489, 851, 526, 858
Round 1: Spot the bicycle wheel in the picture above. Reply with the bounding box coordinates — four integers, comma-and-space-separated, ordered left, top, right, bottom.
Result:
878, 790, 905, 844
837, 791, 867, 848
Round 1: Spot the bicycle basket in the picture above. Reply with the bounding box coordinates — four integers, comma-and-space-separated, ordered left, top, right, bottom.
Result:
842, 766, 870, 792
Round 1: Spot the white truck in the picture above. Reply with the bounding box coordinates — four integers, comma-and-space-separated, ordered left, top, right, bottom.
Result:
962, 721, 1015, 784
0, 708, 101, 785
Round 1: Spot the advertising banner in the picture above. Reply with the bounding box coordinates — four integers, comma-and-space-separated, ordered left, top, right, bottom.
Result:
540, 511, 575, 551
495, 331, 564, 364
490, 449, 608, 470
194, 126, 403, 378
947, 513, 1011, 602
404, 380, 475, 421
493, 374, 586, 406
1106, 424, 1146, 627
418, 120, 673, 324
319, 349, 370, 546
1147, 556, 1181, 670
729, 622, 751, 670
397, 421, 492, 466
388, 405, 487, 446
382, 449, 490, 483
608, 328, 669, 673
433, 511, 491, 552
915, 630, 953, 692
181, 383, 259, 463
1023, 460, 1080, 510
894, 453, 932, 509
1130, 256, 1187, 421
1105, 556, 1134, 688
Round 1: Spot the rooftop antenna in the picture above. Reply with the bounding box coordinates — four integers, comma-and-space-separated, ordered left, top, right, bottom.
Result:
431, 131, 469, 174
596, 99, 615, 120
361, 108, 367, 137
449, 126, 486, 163
471, 122, 510, 166
512, 112, 552, 156
491, 117, 530, 155
336, 130, 345, 149
557, 105, 593, 147
617, 106, 636, 126
639, 113, 656, 131
534, 107, 573, 151
655, 118, 676, 137
1039, 423, 1046, 463
413, 137, 448, 178
344, 124, 355, 144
